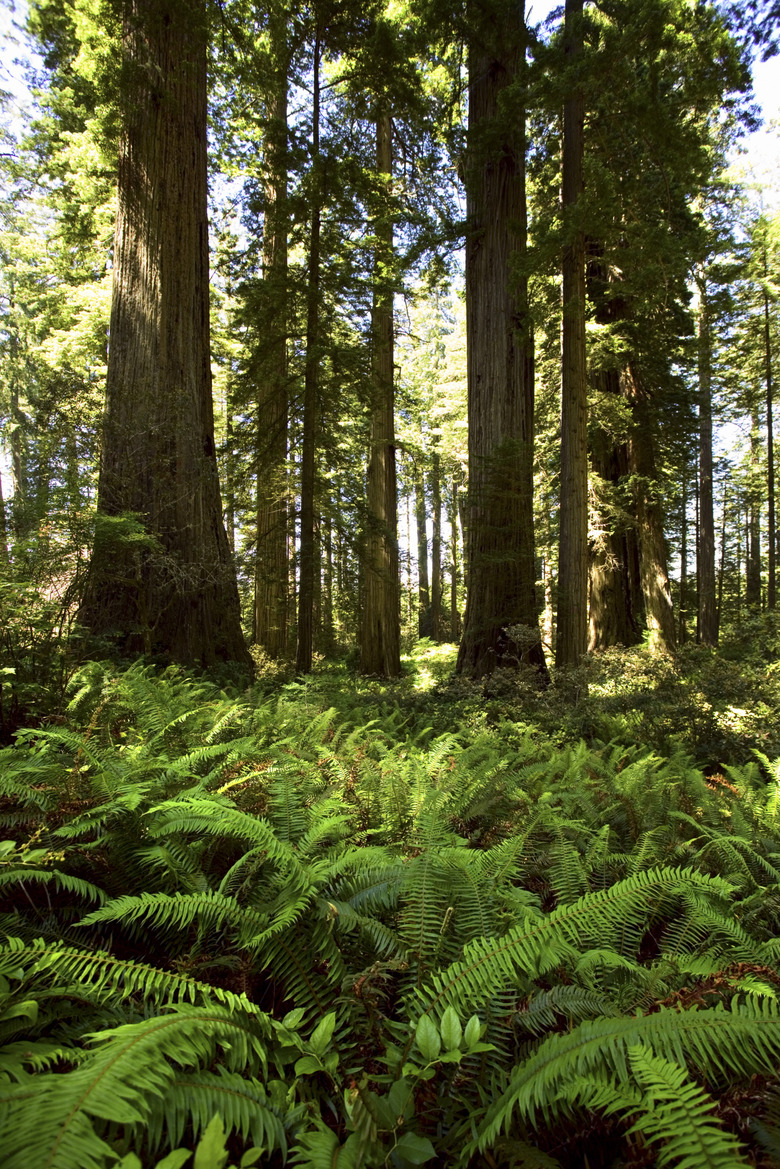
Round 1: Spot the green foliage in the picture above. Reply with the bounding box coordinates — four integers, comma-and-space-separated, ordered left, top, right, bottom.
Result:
1, 658, 780, 1166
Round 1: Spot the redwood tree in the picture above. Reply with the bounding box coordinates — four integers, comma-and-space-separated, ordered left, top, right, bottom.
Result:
79, 0, 250, 669
254, 9, 290, 659
360, 112, 401, 676
555, 0, 589, 670
456, 0, 546, 679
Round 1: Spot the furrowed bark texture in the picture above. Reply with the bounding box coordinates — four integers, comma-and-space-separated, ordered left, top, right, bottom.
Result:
254, 19, 289, 659
79, 0, 249, 668
296, 30, 321, 675
360, 115, 401, 676
588, 404, 643, 651
457, 9, 546, 680
624, 365, 676, 652
556, 0, 589, 670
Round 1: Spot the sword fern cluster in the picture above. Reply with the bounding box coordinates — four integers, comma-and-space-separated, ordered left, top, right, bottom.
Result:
2, 660, 780, 1167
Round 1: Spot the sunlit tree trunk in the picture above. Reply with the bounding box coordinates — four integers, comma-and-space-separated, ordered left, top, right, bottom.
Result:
431, 443, 442, 642
556, 0, 589, 670
457, 10, 546, 679
449, 478, 461, 639
296, 30, 322, 675
588, 371, 643, 651
746, 401, 762, 609
764, 264, 776, 610
360, 113, 400, 676
697, 277, 717, 645
415, 462, 431, 637
625, 366, 676, 652
679, 460, 689, 643
79, 0, 250, 668
255, 19, 289, 657
322, 509, 335, 654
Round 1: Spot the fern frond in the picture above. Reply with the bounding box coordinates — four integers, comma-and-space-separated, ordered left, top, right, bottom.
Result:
411, 867, 733, 1022
480, 996, 780, 1143
0, 1003, 272, 1169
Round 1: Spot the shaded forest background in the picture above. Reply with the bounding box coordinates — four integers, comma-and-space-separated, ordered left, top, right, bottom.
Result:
0, 0, 778, 704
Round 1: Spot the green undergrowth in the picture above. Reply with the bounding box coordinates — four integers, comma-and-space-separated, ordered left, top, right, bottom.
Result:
1, 639, 780, 1167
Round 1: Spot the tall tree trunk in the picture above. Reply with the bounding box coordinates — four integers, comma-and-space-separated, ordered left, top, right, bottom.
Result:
296, 30, 321, 675
588, 373, 643, 651
360, 113, 400, 676
717, 479, 728, 634
323, 508, 334, 654
415, 462, 431, 637
450, 478, 461, 640
457, 11, 546, 679
697, 277, 717, 646
9, 314, 27, 540
625, 365, 676, 652
430, 443, 442, 642
0, 470, 8, 566
679, 459, 689, 643
254, 21, 290, 657
406, 476, 414, 635
79, 0, 249, 669
556, 0, 589, 671
764, 268, 776, 610
225, 409, 235, 556
746, 400, 762, 609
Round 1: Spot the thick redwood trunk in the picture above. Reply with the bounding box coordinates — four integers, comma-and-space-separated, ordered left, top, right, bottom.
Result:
296, 31, 321, 675
556, 0, 589, 670
360, 114, 400, 676
588, 405, 643, 651
624, 366, 676, 652
457, 11, 545, 679
254, 23, 289, 658
79, 0, 249, 669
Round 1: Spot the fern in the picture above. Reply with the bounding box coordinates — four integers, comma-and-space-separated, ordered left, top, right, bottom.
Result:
0, 1003, 274, 1169
479, 996, 780, 1143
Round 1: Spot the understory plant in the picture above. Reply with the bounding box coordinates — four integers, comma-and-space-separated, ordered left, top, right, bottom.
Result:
1, 657, 780, 1167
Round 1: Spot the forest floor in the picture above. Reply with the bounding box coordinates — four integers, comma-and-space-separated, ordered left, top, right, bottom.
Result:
2, 621, 780, 1167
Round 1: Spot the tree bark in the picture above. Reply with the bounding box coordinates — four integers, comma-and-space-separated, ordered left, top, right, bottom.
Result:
457, 9, 546, 679
556, 0, 589, 671
588, 360, 643, 651
697, 276, 717, 645
679, 459, 689, 643
360, 113, 401, 676
296, 30, 322, 675
431, 443, 442, 642
746, 401, 762, 609
449, 477, 462, 640
0, 470, 8, 566
764, 268, 776, 610
624, 365, 676, 652
415, 461, 431, 637
79, 0, 250, 669
254, 19, 289, 658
